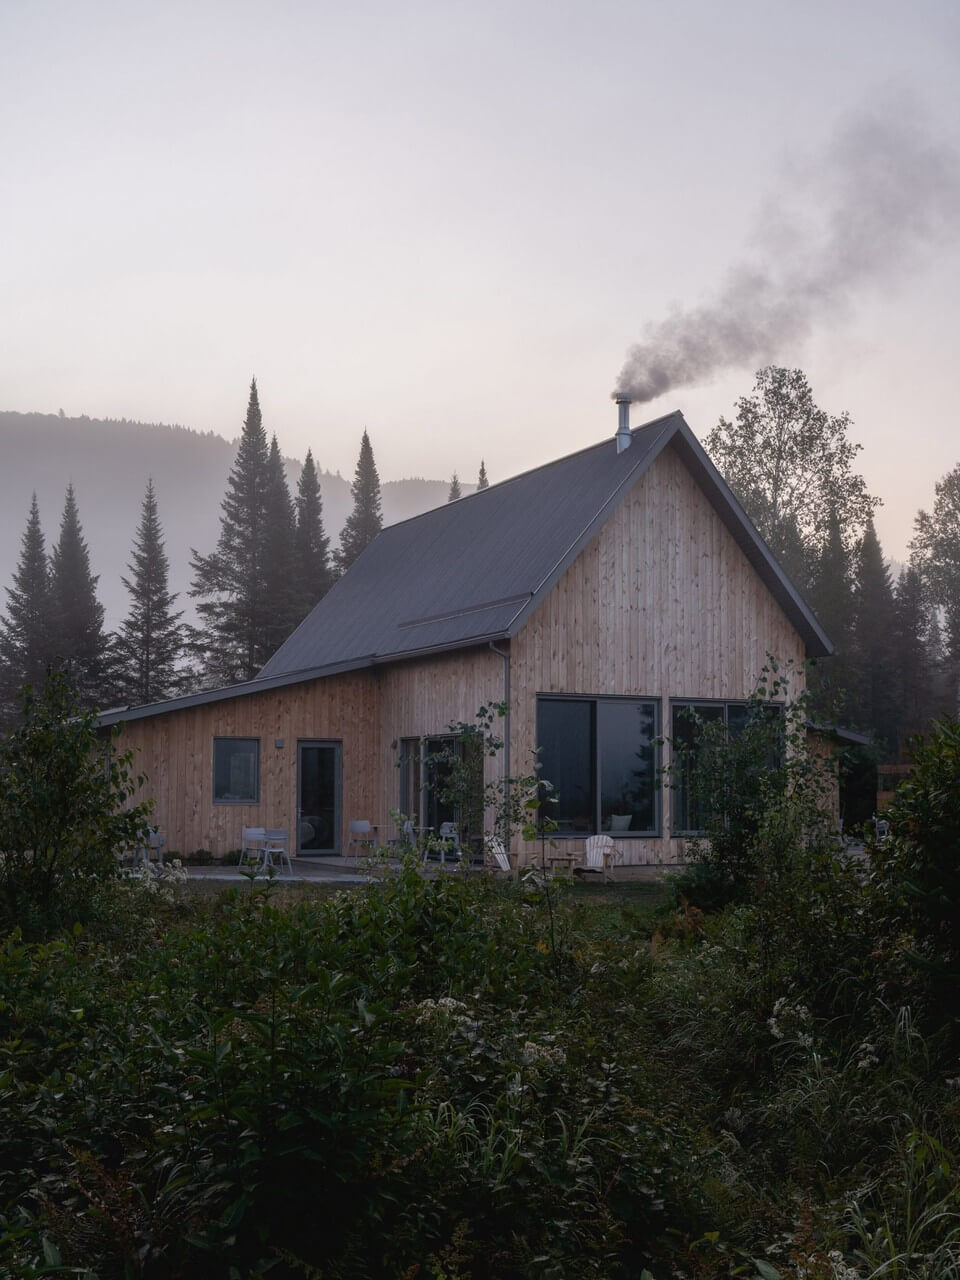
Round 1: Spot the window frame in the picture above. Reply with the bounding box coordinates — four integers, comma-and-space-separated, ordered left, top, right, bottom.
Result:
212, 736, 261, 805
669, 698, 784, 835
535, 694, 662, 839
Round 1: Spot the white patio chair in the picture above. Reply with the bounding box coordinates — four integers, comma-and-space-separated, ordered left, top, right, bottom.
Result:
347, 819, 377, 855
484, 836, 514, 878
262, 828, 293, 876
579, 834, 620, 883
239, 826, 266, 868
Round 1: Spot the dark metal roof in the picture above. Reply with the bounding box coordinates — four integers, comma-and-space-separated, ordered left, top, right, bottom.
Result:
97, 410, 832, 728
259, 410, 832, 680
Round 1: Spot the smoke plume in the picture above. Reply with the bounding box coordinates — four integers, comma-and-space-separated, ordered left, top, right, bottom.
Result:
614, 103, 960, 403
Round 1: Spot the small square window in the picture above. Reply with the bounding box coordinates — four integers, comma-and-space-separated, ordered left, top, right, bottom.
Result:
213, 737, 260, 804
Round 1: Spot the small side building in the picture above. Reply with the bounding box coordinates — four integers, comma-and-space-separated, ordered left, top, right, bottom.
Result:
98, 409, 831, 866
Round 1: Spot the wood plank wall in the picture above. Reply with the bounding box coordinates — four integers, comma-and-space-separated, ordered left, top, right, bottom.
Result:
509, 441, 807, 865
375, 647, 507, 842
114, 672, 380, 858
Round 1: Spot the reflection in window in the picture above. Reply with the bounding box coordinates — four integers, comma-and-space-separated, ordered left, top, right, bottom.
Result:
537, 697, 659, 837
213, 737, 259, 803
671, 701, 783, 833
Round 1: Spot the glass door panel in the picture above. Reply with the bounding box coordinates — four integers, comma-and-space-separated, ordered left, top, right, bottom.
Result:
297, 741, 341, 854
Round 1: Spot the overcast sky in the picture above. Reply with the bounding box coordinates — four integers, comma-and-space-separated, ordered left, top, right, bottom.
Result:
2, 0, 959, 560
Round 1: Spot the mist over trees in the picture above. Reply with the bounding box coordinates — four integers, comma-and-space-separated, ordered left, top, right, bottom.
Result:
706, 365, 959, 760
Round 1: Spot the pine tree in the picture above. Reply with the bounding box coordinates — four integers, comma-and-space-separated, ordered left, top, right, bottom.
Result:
805, 506, 854, 725
850, 517, 897, 752
335, 430, 383, 574
49, 483, 107, 707
190, 379, 273, 683
116, 479, 185, 705
477, 460, 489, 491
0, 494, 54, 720
262, 434, 299, 654
447, 472, 462, 502
294, 448, 333, 621
890, 566, 934, 750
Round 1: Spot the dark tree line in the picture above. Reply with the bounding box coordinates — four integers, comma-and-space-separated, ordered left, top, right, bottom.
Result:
0, 380, 392, 720
708, 366, 959, 759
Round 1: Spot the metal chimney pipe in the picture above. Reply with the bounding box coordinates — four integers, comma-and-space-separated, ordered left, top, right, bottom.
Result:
615, 397, 632, 453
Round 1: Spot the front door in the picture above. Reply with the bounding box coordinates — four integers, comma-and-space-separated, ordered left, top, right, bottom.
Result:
297, 740, 341, 855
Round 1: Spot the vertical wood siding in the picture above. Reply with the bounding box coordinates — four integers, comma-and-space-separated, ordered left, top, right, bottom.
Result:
510, 442, 807, 865
115, 672, 379, 858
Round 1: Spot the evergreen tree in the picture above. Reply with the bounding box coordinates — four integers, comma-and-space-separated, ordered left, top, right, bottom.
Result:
190, 379, 273, 683
911, 462, 960, 714
335, 430, 383, 574
850, 517, 897, 751
447, 472, 462, 503
116, 479, 185, 705
805, 506, 854, 725
49, 483, 107, 707
262, 434, 299, 654
890, 566, 934, 750
477, 460, 489, 491
294, 448, 333, 621
0, 494, 54, 720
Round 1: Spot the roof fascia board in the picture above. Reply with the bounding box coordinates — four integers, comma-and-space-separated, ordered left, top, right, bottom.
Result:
668, 421, 833, 657
505, 417, 680, 639
96, 656, 376, 727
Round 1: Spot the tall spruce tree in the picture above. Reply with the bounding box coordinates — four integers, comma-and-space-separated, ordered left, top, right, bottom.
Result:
336, 430, 383, 574
911, 461, 960, 714
850, 517, 897, 751
294, 448, 333, 620
49, 483, 107, 707
891, 566, 934, 750
117, 479, 185, 705
447, 472, 462, 502
190, 379, 273, 683
805, 506, 854, 725
477, 460, 489, 491
0, 494, 54, 720
262, 434, 299, 654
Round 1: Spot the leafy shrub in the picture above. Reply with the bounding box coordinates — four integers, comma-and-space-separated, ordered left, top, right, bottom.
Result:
0, 673, 151, 938
871, 718, 960, 1035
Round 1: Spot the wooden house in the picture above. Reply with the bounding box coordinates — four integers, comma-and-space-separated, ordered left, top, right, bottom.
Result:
98, 409, 832, 866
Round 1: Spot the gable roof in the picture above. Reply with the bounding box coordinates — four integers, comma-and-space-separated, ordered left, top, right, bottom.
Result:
261, 409, 831, 679
97, 410, 831, 728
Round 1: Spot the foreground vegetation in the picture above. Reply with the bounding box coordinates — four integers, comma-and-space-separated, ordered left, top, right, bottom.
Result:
2, 680, 960, 1277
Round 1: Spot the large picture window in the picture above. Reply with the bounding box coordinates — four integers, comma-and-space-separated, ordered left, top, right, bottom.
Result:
671, 700, 783, 833
536, 697, 660, 837
213, 737, 260, 804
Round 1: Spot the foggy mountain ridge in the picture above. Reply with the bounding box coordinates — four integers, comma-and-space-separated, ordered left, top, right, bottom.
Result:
0, 411, 470, 628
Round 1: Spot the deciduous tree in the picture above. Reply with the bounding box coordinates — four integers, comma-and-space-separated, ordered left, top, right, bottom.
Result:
706, 367, 879, 589
335, 430, 383, 574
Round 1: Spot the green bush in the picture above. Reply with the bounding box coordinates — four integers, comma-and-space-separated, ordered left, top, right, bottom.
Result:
871, 718, 960, 1034
0, 674, 151, 938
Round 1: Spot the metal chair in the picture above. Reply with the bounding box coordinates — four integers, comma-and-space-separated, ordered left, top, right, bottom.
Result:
262, 828, 293, 876
347, 819, 377, 855
239, 826, 267, 868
